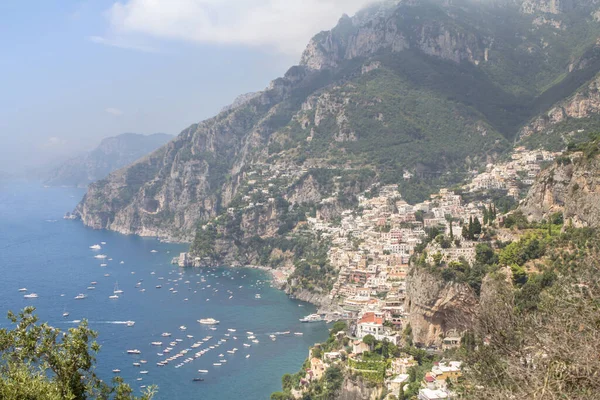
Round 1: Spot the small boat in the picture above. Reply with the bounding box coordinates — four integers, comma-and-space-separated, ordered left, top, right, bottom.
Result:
140, 371, 149, 374
187, 335, 194, 339
24, 293, 38, 299
254, 294, 261, 299
198, 318, 219, 325
227, 329, 236, 332
74, 294, 87, 300
90, 244, 102, 250
109, 294, 119, 299
198, 370, 208, 373
156, 285, 162, 289
213, 363, 222, 366
91, 281, 97, 285
192, 378, 204, 382
133, 362, 141, 367
126, 321, 135, 327
87, 286, 95, 290
112, 369, 121, 373
100, 263, 107, 267
299, 314, 323, 323
294, 332, 303, 336
246, 354, 250, 358
94, 254, 107, 259
151, 342, 162, 346
113, 282, 123, 294
127, 349, 141, 354
243, 344, 251, 347
180, 326, 187, 331
161, 332, 171, 337
62, 312, 70, 318
18, 288, 27, 292
150, 250, 158, 253
101, 242, 106, 245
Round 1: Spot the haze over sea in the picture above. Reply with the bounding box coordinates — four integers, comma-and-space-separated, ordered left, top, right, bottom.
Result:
0, 181, 329, 399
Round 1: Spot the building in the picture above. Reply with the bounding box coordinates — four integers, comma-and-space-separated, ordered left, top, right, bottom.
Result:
356, 312, 384, 339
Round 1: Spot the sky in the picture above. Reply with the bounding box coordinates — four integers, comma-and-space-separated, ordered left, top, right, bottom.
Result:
0, 0, 376, 174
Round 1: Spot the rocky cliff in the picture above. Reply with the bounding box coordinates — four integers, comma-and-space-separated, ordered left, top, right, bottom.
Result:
45, 133, 172, 188
405, 266, 479, 346
76, 0, 600, 253
520, 143, 600, 227
335, 376, 383, 400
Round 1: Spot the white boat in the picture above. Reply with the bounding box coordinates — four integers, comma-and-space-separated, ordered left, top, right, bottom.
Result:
198, 318, 219, 325
299, 314, 323, 323
94, 254, 107, 259
151, 342, 163, 346
100, 263, 107, 267
87, 286, 95, 290
90, 281, 97, 285
62, 312, 70, 318
243, 344, 251, 347
24, 293, 38, 299
155, 285, 162, 289
161, 332, 172, 337
133, 362, 141, 367
113, 282, 123, 294
140, 371, 149, 374
246, 354, 250, 358
109, 294, 119, 299
90, 244, 101, 250
227, 328, 236, 332
255, 294, 261, 299
213, 363, 221, 366
150, 250, 158, 253
126, 321, 135, 327
198, 369, 208, 373
74, 294, 87, 300
18, 288, 27, 292
112, 369, 121, 373
101, 242, 106, 245
127, 349, 141, 354
180, 326, 187, 331
294, 332, 304, 336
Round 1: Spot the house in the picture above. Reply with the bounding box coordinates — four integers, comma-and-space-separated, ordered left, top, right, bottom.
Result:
309, 357, 326, 380
352, 340, 371, 355
356, 312, 384, 339
418, 388, 451, 400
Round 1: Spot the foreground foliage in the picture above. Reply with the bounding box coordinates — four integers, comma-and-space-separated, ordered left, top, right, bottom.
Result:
0, 307, 155, 400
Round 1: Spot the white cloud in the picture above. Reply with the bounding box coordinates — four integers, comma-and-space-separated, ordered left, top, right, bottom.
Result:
105, 107, 124, 116
89, 36, 158, 53
98, 0, 376, 55
41, 136, 66, 149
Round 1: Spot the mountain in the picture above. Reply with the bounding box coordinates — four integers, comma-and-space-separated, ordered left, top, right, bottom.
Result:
76, 0, 600, 251
45, 133, 172, 188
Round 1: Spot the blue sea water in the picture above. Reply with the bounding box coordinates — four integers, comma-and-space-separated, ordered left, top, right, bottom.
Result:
0, 181, 329, 399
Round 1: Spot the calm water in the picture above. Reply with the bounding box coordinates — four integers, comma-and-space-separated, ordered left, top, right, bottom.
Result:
0, 181, 328, 399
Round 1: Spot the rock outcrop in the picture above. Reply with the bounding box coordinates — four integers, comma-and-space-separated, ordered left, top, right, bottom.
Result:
520, 150, 600, 227
336, 376, 383, 400
405, 267, 478, 346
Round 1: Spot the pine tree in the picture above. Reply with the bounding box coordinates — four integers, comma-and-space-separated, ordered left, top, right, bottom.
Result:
449, 221, 454, 240
483, 207, 489, 226
473, 217, 482, 236
462, 225, 469, 240
468, 216, 474, 240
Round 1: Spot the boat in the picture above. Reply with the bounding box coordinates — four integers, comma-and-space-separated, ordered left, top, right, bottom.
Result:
112, 369, 121, 373
109, 294, 119, 299
62, 311, 70, 318
299, 314, 323, 323
133, 363, 141, 367
150, 250, 158, 253
94, 254, 107, 259
90, 281, 97, 285
127, 349, 141, 354
74, 294, 87, 300
246, 354, 250, 358
101, 242, 106, 245
255, 294, 261, 299
89, 244, 101, 250
243, 343, 251, 347
227, 328, 236, 332
140, 371, 149, 374
126, 321, 135, 327
87, 286, 95, 290
180, 326, 187, 331
161, 332, 171, 337
24, 293, 38, 299
100, 263, 107, 267
213, 363, 221, 366
151, 342, 162, 346
198, 370, 208, 373
193, 378, 204, 382
113, 282, 123, 294
198, 318, 219, 325
18, 288, 27, 292
294, 332, 304, 336
155, 285, 162, 289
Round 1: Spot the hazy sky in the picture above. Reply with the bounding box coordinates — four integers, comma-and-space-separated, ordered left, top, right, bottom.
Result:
0, 0, 374, 173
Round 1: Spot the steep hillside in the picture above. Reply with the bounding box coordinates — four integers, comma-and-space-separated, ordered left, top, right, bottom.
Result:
76, 0, 600, 250
45, 133, 172, 187
520, 135, 600, 226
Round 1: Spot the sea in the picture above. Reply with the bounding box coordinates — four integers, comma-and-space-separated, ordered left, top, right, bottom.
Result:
0, 181, 329, 399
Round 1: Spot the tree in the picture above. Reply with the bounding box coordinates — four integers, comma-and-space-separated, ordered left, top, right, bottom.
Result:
0, 307, 155, 400
483, 207, 489, 226
473, 217, 482, 236
362, 334, 376, 347
462, 225, 470, 240
281, 374, 293, 391
330, 321, 347, 337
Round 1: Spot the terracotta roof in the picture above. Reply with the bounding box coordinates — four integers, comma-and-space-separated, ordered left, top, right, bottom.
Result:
359, 312, 383, 325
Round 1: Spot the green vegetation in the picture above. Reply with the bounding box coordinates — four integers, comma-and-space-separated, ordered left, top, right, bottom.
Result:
0, 307, 155, 400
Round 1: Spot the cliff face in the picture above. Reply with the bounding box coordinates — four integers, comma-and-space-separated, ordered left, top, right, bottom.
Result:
335, 376, 383, 400
405, 267, 478, 346
520, 150, 600, 227
45, 133, 172, 188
